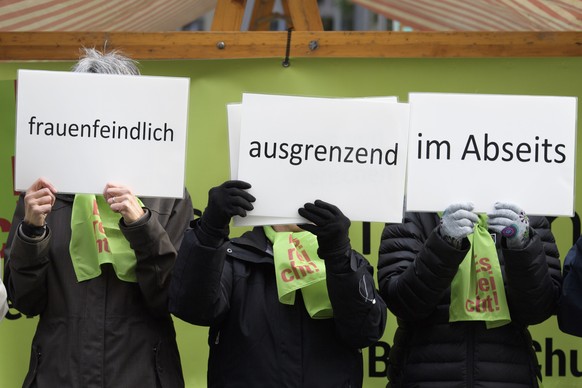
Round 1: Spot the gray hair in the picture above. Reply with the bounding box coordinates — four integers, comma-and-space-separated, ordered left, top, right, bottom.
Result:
72, 48, 140, 75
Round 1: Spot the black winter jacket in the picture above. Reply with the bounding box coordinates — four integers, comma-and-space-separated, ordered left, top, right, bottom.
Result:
5, 192, 193, 388
169, 223, 387, 388
378, 212, 561, 388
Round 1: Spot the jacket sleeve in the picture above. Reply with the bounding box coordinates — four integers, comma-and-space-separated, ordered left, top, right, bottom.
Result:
122, 189, 194, 317
558, 235, 582, 336
377, 212, 470, 322
502, 215, 561, 325
168, 219, 232, 326
4, 194, 51, 316
326, 250, 387, 349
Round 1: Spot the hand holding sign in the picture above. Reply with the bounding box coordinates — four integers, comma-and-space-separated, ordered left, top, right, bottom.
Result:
487, 202, 530, 249
24, 177, 57, 227
439, 202, 479, 247
200, 180, 256, 238
298, 200, 351, 272
103, 183, 145, 224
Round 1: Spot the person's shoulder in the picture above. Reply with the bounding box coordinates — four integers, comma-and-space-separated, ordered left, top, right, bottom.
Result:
401, 211, 440, 232
141, 189, 191, 208
140, 196, 186, 216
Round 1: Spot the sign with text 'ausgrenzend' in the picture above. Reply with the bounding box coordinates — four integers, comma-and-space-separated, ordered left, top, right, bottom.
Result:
406, 92, 577, 216
236, 93, 409, 223
228, 96, 400, 226
15, 70, 189, 198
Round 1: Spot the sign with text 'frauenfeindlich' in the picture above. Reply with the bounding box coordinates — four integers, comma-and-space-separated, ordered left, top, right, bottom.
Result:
15, 69, 190, 198
236, 93, 409, 224
406, 92, 577, 216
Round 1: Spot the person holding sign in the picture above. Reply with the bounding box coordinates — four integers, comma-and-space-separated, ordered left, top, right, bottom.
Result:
4, 49, 193, 388
557, 236, 582, 337
378, 202, 561, 387
169, 180, 386, 387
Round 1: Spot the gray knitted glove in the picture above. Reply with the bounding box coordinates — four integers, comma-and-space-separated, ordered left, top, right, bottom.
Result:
440, 202, 479, 247
487, 202, 529, 249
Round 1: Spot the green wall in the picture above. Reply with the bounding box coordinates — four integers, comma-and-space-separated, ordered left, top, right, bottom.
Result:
1, 57, 582, 387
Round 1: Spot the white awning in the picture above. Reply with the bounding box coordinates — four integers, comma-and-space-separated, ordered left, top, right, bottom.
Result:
0, 0, 216, 31
352, 0, 582, 31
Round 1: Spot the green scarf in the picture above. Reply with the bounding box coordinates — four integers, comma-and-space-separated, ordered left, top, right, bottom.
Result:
263, 226, 333, 319
449, 215, 511, 328
70, 194, 141, 283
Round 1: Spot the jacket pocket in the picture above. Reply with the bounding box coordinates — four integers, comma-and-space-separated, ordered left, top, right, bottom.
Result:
23, 344, 41, 388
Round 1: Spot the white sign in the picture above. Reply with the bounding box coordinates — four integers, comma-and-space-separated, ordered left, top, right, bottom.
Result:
229, 103, 311, 227
15, 69, 190, 198
406, 92, 577, 216
235, 93, 409, 224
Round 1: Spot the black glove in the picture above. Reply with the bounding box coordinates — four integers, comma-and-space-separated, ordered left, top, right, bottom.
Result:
298, 200, 351, 271
200, 180, 255, 237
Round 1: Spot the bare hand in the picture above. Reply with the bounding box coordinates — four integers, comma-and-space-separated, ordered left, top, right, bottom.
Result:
23, 178, 57, 226
102, 182, 144, 224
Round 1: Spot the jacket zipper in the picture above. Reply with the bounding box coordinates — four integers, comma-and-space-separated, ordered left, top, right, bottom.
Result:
23, 350, 41, 388
467, 324, 475, 387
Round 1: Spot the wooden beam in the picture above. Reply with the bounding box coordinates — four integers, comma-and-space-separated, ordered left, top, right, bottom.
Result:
249, 0, 276, 31
283, 0, 323, 31
1, 31, 582, 61
211, 0, 247, 31
281, 0, 290, 22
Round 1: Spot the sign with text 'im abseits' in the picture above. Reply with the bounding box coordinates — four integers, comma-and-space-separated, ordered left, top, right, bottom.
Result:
15, 70, 190, 198
235, 93, 410, 224
406, 92, 577, 216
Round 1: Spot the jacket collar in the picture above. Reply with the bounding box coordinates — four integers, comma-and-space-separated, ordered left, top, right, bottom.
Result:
228, 227, 274, 265
56, 193, 75, 203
